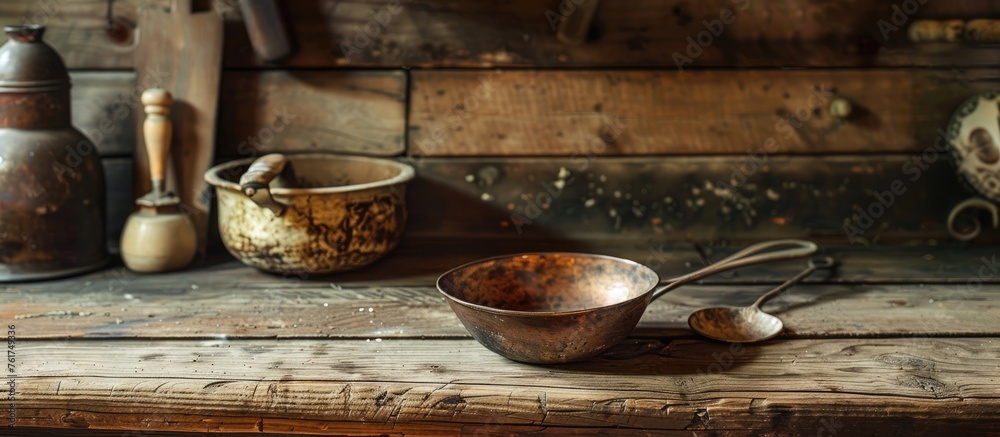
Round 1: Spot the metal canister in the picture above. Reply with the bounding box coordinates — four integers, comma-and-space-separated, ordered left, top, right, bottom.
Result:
0, 25, 108, 281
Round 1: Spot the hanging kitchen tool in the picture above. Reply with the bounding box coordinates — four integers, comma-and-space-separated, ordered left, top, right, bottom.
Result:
120, 89, 197, 272
204, 153, 415, 275
134, 0, 223, 260
0, 25, 108, 282
239, 0, 295, 63
943, 90, 1000, 241
556, 0, 600, 44
437, 240, 817, 364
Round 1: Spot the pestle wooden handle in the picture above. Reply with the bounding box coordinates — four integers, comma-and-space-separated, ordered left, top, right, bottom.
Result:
142, 88, 173, 196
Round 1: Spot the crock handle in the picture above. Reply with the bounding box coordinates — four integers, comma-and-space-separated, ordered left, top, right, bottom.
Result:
239, 153, 289, 216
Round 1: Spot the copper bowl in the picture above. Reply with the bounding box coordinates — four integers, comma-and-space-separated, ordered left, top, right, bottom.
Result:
437, 240, 818, 364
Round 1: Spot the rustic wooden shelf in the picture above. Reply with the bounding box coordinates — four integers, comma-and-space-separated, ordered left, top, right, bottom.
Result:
4, 239, 1000, 435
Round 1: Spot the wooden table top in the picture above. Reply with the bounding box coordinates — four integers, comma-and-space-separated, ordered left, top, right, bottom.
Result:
4, 239, 1000, 435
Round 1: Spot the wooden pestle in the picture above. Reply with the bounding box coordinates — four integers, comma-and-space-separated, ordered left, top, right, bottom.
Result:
120, 89, 198, 273
142, 88, 173, 203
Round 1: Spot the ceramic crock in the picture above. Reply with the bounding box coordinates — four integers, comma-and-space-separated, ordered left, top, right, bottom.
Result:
204, 153, 414, 275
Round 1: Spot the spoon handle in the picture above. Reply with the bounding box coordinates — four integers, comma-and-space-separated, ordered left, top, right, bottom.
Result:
751, 257, 837, 309
651, 239, 818, 301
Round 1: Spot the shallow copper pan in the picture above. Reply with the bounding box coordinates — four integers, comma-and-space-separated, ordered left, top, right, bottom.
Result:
437, 240, 817, 364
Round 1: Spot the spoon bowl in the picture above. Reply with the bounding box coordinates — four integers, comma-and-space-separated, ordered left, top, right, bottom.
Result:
687, 306, 784, 343
687, 257, 836, 343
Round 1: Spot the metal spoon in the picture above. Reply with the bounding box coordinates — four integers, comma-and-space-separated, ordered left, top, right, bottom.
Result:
687, 257, 837, 343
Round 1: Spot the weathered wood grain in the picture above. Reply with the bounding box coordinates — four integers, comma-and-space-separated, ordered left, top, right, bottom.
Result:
697, 242, 1000, 285
3, 0, 1000, 68
10, 338, 1000, 433
409, 69, 1000, 156
70, 72, 137, 157
9, 426, 698, 437
77, 69, 997, 160
108, 153, 989, 247
103, 149, 998, 264
9, 431, 328, 437
323, 242, 1000, 286
0, 0, 145, 69
72, 70, 408, 158
8, 426, 653, 437
323, 238, 1000, 287
406, 156, 966, 243
0, 239, 700, 339
324, 237, 704, 287
216, 70, 407, 157
307, 0, 1000, 68
111, 154, 977, 248
3, 245, 998, 340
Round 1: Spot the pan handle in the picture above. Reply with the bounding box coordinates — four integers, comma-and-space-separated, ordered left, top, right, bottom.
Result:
650, 239, 818, 301
239, 153, 290, 216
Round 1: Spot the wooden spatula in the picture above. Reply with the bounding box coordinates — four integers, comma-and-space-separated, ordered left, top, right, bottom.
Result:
133, 0, 223, 261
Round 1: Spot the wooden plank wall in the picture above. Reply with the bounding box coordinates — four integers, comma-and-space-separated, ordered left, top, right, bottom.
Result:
4, 0, 999, 249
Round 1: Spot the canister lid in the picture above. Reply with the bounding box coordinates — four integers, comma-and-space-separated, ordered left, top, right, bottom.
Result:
0, 25, 70, 91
